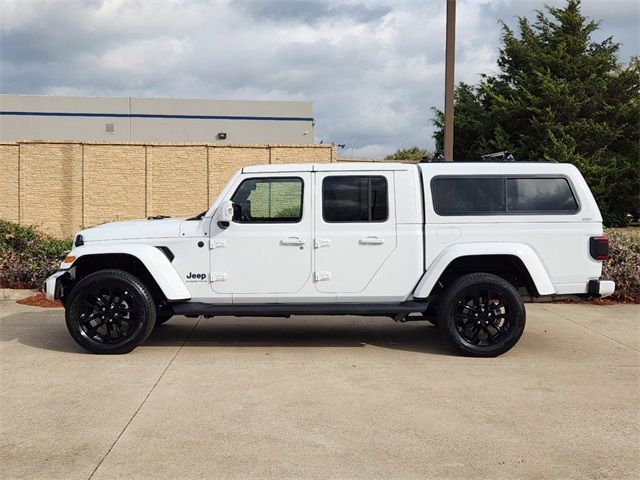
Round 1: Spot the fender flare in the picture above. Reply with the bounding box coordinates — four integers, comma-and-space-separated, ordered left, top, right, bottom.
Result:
413, 242, 555, 299
60, 244, 191, 301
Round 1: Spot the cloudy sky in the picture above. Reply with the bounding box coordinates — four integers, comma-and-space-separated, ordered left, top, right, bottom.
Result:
1, 0, 638, 158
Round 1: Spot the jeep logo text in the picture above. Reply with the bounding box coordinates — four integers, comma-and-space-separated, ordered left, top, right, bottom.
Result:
186, 272, 207, 280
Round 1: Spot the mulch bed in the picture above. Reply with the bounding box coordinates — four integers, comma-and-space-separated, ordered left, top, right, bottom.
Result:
552, 297, 620, 305
16, 292, 63, 308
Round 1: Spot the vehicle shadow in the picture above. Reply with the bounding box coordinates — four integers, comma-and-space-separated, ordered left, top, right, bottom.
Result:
151, 317, 452, 355
0, 310, 453, 356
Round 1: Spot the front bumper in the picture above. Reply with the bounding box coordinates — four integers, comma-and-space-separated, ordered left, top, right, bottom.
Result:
42, 271, 70, 301
587, 278, 616, 297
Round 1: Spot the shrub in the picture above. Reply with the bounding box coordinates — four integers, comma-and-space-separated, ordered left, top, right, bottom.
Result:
603, 228, 640, 303
0, 220, 71, 289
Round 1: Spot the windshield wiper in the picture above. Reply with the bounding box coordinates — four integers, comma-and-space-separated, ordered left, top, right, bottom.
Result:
187, 210, 208, 221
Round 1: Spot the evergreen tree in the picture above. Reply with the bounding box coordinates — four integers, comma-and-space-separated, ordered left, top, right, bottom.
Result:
433, 0, 639, 226
385, 146, 430, 163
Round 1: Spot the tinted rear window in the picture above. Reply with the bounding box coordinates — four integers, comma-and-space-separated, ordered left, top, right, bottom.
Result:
432, 177, 505, 214
432, 176, 578, 215
506, 178, 578, 212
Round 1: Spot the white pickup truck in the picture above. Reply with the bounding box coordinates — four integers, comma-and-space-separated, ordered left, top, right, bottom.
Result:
44, 161, 614, 356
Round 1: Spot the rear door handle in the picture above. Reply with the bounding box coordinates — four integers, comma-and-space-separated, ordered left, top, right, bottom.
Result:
281, 237, 305, 246
359, 236, 384, 245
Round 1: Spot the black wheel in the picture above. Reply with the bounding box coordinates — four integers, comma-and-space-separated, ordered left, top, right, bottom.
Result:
65, 269, 156, 354
437, 273, 526, 357
155, 313, 173, 326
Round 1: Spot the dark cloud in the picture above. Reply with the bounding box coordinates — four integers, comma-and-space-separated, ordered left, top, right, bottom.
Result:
236, 0, 390, 25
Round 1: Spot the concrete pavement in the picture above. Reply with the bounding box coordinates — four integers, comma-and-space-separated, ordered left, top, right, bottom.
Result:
0, 301, 638, 479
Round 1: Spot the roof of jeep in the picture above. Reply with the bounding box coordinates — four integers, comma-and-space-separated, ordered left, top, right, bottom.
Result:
242, 161, 581, 176
242, 162, 413, 173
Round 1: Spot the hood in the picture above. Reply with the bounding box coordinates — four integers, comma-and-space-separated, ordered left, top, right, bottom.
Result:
78, 218, 185, 242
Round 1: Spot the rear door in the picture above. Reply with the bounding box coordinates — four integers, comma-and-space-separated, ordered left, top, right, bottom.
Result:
313, 172, 397, 293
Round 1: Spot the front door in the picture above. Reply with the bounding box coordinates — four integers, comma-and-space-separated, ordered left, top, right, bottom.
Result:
210, 173, 312, 296
313, 172, 397, 293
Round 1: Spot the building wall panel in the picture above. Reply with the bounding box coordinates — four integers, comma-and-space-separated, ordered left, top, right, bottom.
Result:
83, 145, 146, 226
147, 146, 208, 217
19, 143, 82, 237
0, 144, 20, 223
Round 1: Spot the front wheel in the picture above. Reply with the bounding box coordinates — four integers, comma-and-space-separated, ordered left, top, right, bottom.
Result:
65, 269, 156, 354
437, 273, 526, 357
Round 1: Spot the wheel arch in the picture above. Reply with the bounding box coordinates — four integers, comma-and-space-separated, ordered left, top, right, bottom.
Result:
62, 245, 191, 302
413, 243, 555, 299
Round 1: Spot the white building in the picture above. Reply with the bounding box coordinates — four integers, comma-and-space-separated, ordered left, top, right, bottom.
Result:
0, 94, 315, 144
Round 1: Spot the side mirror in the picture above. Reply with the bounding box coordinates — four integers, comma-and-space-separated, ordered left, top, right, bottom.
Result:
216, 200, 234, 229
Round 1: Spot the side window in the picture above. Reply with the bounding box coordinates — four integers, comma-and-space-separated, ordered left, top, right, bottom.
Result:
322, 176, 388, 222
507, 178, 578, 212
231, 177, 303, 223
432, 176, 579, 216
432, 177, 505, 215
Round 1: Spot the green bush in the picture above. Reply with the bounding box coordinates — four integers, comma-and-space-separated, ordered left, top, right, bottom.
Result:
603, 228, 640, 303
0, 220, 71, 289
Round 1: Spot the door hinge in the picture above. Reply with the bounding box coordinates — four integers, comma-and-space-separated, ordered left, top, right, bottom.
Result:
210, 239, 228, 249
314, 271, 332, 282
314, 238, 331, 249
210, 272, 227, 282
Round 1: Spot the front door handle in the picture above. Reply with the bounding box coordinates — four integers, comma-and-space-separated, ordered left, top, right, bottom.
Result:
359, 236, 384, 245
281, 237, 305, 246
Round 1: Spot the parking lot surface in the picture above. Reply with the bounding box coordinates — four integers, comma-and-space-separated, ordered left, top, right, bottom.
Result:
1, 301, 638, 480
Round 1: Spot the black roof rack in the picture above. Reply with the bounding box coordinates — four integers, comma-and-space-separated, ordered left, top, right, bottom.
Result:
480, 151, 516, 162
420, 150, 445, 163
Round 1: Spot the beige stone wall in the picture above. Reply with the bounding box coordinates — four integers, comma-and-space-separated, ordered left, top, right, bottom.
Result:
0, 144, 19, 223
0, 141, 335, 237
209, 146, 271, 202
83, 145, 147, 228
19, 143, 83, 238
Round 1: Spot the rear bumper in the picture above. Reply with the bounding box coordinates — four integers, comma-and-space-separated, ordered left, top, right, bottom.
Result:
42, 271, 70, 301
587, 278, 616, 297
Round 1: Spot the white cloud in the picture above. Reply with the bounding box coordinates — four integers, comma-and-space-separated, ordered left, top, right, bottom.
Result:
1, 0, 637, 158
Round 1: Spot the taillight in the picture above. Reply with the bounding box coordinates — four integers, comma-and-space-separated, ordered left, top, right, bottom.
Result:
590, 236, 609, 261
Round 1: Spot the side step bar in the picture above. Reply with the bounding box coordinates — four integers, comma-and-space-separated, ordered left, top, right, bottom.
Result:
170, 301, 428, 319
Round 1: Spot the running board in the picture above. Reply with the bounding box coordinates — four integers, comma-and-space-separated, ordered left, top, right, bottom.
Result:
170, 301, 428, 318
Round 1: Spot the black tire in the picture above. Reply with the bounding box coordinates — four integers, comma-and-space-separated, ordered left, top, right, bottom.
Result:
154, 314, 173, 326
65, 269, 156, 354
438, 273, 526, 357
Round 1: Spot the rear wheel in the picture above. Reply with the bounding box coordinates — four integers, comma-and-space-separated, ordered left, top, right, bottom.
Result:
65, 269, 156, 354
437, 273, 526, 357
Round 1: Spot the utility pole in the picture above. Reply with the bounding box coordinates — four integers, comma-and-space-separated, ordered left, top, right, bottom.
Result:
444, 0, 456, 161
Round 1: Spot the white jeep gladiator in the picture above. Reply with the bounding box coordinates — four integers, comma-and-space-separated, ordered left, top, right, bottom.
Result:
44, 161, 614, 356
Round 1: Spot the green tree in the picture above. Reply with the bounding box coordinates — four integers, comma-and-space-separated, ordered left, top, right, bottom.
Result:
385, 146, 430, 163
433, 0, 640, 226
